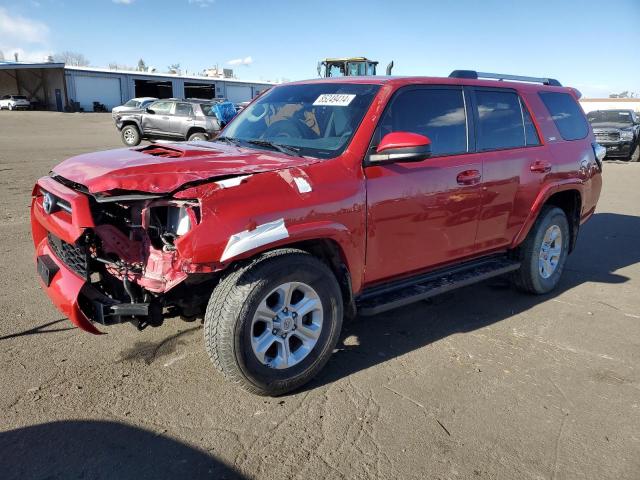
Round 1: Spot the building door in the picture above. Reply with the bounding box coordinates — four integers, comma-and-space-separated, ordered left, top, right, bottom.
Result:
55, 89, 63, 112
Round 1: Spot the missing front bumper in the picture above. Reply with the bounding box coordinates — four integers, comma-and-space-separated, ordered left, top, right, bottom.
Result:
78, 284, 162, 328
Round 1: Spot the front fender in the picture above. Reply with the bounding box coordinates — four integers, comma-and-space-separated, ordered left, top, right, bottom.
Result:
184, 218, 364, 293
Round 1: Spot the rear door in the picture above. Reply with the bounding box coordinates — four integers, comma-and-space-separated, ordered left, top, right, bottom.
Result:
471, 87, 547, 251
171, 102, 195, 137
364, 85, 484, 284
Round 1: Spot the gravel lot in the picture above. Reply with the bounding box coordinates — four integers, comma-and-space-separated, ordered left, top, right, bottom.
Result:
1, 111, 639, 480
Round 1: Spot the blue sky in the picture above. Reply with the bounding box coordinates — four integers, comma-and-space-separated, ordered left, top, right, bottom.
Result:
1, 0, 639, 96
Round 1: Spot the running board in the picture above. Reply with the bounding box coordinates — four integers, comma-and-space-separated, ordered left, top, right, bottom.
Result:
356, 256, 520, 316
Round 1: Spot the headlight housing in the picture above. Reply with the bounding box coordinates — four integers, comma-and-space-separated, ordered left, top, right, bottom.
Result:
145, 200, 200, 250
620, 129, 634, 141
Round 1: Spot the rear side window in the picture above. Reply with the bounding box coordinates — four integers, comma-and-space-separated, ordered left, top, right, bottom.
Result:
175, 103, 193, 116
475, 90, 525, 150
539, 92, 588, 141
376, 88, 468, 156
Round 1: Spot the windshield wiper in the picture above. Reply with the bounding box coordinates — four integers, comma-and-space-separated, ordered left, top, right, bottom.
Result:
215, 136, 242, 146
244, 139, 303, 157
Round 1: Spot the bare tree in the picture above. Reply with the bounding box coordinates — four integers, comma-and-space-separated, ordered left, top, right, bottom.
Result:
137, 58, 147, 71
167, 63, 181, 74
53, 51, 89, 66
610, 90, 630, 99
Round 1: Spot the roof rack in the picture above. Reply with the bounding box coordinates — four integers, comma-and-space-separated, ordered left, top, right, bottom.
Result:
449, 70, 562, 87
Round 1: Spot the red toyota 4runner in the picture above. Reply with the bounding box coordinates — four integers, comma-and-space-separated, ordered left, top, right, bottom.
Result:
31, 71, 603, 395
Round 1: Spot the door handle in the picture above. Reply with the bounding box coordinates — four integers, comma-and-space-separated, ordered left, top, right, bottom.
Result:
530, 161, 552, 173
456, 169, 481, 185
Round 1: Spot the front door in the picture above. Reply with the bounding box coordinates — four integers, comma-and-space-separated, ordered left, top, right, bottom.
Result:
142, 100, 174, 134
364, 86, 484, 284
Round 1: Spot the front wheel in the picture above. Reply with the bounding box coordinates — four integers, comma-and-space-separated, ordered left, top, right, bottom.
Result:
204, 249, 343, 396
121, 125, 141, 146
511, 206, 570, 294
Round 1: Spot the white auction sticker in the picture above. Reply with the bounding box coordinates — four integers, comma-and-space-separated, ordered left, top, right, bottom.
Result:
313, 94, 356, 106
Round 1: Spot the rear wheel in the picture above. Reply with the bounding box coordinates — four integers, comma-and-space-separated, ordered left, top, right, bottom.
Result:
121, 125, 141, 146
511, 206, 570, 294
629, 143, 640, 162
204, 249, 343, 396
188, 131, 208, 141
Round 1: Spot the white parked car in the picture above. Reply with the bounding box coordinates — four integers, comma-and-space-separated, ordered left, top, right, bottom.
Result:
112, 97, 157, 118
0, 95, 30, 110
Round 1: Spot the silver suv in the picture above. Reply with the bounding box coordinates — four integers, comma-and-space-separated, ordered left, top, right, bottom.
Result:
114, 99, 222, 146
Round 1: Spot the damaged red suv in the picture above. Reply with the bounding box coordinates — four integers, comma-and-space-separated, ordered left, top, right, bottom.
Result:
31, 71, 603, 395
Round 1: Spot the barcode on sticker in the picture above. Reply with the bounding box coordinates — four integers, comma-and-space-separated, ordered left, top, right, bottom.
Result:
313, 94, 356, 106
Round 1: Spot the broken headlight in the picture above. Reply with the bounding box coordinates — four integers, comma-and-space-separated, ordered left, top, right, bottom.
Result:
146, 200, 200, 250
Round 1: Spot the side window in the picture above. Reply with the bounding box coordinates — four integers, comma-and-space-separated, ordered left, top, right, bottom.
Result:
376, 88, 467, 156
475, 90, 525, 151
149, 101, 173, 115
521, 100, 541, 146
539, 92, 588, 141
175, 102, 193, 116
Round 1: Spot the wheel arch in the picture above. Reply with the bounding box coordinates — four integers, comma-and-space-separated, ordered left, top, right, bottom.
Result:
213, 221, 361, 318
283, 238, 356, 318
120, 120, 141, 131
512, 182, 583, 252
186, 126, 207, 139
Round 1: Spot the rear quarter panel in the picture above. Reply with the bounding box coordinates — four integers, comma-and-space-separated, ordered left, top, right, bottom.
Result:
510, 90, 602, 246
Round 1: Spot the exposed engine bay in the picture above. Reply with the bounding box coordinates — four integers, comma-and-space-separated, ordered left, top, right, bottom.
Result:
45, 178, 216, 331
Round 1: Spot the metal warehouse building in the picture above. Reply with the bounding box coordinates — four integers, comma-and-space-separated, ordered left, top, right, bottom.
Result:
64, 66, 274, 111
1, 61, 273, 111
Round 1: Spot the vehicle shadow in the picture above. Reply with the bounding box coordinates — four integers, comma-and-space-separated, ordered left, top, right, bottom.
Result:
0, 318, 74, 341
307, 212, 640, 391
0, 420, 245, 480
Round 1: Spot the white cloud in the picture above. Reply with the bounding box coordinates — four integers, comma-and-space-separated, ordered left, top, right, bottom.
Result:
0, 7, 49, 45
113, 0, 134, 4
0, 7, 51, 62
188, 0, 215, 7
227, 56, 253, 66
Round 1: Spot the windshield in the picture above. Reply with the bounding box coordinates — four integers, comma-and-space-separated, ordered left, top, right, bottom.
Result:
220, 83, 380, 158
124, 99, 139, 107
587, 110, 633, 124
12, 95, 27, 100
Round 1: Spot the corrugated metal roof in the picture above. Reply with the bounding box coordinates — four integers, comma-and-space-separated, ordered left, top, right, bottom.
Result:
64, 65, 275, 86
0, 61, 65, 70
581, 98, 640, 102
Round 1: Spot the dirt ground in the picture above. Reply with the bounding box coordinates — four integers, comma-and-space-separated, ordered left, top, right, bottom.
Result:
0, 111, 639, 480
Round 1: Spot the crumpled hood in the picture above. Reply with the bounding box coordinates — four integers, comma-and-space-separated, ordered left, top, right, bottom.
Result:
52, 142, 317, 194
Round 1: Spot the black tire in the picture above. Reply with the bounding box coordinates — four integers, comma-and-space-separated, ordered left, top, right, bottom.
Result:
629, 143, 640, 162
204, 248, 343, 396
121, 125, 141, 146
511, 206, 570, 294
188, 132, 208, 141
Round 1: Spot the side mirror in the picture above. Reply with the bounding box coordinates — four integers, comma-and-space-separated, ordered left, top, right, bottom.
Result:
146, 108, 155, 114
368, 132, 432, 165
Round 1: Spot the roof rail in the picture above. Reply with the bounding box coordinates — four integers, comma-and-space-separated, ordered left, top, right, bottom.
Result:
449, 70, 562, 87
